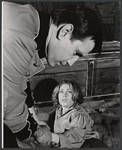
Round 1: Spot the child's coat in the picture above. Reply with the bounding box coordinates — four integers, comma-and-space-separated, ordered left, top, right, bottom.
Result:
54, 105, 99, 148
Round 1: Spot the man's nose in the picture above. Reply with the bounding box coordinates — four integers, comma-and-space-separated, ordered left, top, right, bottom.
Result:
67, 56, 79, 66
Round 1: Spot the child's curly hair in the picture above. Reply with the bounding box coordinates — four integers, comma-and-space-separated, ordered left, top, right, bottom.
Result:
52, 79, 84, 107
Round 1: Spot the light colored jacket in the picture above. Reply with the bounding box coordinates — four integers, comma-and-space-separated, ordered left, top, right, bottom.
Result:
2, 2, 45, 133
54, 105, 99, 148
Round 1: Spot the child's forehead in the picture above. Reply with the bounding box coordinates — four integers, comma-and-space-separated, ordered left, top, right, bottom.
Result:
59, 83, 73, 89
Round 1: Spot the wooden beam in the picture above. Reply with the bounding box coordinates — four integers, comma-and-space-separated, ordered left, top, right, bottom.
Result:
86, 60, 94, 96
34, 93, 120, 106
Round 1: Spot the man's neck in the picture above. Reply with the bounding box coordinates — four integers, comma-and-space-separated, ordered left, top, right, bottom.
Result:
35, 10, 50, 58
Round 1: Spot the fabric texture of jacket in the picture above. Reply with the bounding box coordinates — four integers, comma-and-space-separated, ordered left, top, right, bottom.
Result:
3, 1, 45, 138
54, 105, 99, 148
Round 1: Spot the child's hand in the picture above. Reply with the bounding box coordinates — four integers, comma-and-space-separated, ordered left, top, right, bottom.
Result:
51, 133, 59, 144
34, 125, 52, 147
29, 107, 50, 129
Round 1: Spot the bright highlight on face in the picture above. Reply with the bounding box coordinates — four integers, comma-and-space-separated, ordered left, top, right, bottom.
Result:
58, 84, 74, 108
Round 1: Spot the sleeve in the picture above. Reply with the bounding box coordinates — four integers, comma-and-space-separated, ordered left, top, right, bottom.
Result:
3, 2, 42, 141
58, 112, 89, 148
14, 111, 38, 141
3, 25, 39, 137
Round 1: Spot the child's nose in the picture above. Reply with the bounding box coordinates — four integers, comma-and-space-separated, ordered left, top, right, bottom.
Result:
63, 92, 68, 97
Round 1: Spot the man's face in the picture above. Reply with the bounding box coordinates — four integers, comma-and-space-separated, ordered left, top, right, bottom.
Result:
46, 24, 95, 67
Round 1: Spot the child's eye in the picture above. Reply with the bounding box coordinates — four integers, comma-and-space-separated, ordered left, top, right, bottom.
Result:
59, 91, 63, 93
67, 91, 72, 94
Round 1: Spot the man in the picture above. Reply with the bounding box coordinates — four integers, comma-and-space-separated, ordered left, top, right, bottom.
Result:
2, 1, 102, 147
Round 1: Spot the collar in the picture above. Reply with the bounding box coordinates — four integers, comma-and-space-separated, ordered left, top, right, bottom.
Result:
58, 105, 74, 117
35, 10, 50, 58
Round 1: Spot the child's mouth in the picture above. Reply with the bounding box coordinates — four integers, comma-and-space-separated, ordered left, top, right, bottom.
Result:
62, 99, 67, 102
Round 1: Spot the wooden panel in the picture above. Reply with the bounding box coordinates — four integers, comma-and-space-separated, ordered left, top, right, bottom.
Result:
94, 58, 120, 69
30, 71, 87, 90
54, 71, 86, 86
86, 60, 94, 96
30, 50, 120, 102
79, 51, 120, 61
84, 93, 120, 101
93, 83, 120, 95
93, 68, 120, 84
35, 61, 87, 75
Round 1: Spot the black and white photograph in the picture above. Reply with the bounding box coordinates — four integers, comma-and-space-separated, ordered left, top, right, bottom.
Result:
2, 0, 120, 148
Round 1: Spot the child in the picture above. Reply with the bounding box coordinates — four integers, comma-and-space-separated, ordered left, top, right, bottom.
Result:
49, 79, 108, 148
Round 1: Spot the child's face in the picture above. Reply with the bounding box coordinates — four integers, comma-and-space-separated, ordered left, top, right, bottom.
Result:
58, 84, 74, 108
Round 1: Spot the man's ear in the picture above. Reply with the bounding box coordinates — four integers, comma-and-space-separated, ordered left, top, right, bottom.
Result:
57, 24, 74, 40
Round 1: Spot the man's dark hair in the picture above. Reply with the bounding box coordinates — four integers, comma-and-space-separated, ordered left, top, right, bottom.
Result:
51, 5, 102, 54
